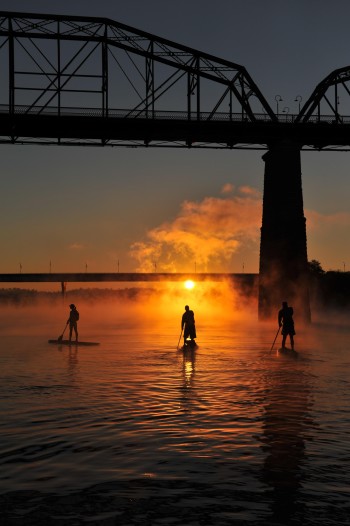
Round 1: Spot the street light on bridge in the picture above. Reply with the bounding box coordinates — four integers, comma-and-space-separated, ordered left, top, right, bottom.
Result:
275, 94, 283, 116
295, 95, 302, 112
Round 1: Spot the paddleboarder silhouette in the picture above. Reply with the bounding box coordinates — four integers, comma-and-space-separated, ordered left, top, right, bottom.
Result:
181, 305, 196, 348
67, 304, 79, 343
278, 301, 295, 350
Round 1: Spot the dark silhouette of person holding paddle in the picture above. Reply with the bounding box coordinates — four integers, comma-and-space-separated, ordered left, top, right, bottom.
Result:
278, 301, 295, 350
181, 305, 196, 347
67, 304, 79, 342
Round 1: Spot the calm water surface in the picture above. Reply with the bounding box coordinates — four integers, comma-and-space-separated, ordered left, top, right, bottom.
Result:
1, 308, 350, 525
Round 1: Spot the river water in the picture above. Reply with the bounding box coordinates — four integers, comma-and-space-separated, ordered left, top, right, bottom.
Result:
0, 300, 350, 525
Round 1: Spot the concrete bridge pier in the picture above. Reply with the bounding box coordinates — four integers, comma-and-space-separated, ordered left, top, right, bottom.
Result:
61, 282, 67, 298
259, 142, 311, 322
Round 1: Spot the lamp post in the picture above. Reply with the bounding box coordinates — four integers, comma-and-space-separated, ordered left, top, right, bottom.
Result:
275, 95, 282, 116
295, 95, 302, 112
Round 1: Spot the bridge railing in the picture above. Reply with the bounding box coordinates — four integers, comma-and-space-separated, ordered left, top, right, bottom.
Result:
0, 104, 272, 122
1, 104, 350, 125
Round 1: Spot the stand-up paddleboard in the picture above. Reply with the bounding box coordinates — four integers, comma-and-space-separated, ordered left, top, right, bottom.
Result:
277, 347, 298, 357
48, 340, 100, 346
180, 340, 198, 351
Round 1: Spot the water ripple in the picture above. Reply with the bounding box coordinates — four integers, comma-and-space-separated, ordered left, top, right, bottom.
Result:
0, 324, 350, 524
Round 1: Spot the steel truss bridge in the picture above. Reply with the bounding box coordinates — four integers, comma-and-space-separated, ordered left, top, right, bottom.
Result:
1, 11, 350, 149
1, 11, 350, 319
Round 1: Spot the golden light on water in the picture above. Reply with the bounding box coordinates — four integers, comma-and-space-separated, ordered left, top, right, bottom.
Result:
184, 280, 195, 290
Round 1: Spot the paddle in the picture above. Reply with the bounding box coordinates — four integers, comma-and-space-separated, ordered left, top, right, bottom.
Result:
270, 326, 281, 351
177, 324, 185, 349
57, 322, 68, 342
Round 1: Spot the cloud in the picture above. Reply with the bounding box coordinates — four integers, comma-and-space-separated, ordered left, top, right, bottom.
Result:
130, 186, 262, 272
221, 183, 234, 194
238, 185, 261, 198
68, 243, 85, 250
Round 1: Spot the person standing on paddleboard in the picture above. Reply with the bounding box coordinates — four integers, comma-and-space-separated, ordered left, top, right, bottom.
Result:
67, 304, 79, 342
181, 305, 196, 347
278, 301, 295, 350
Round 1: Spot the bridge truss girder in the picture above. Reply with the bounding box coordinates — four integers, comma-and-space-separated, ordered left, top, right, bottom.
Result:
0, 10, 276, 136
296, 66, 350, 124
2, 12, 350, 150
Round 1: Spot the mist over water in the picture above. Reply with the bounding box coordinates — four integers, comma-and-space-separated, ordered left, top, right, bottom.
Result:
1, 288, 350, 525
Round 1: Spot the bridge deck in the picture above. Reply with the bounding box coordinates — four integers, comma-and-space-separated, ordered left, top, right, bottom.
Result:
1, 112, 350, 149
0, 272, 256, 283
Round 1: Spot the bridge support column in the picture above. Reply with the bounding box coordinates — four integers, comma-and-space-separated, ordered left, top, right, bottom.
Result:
61, 281, 67, 298
259, 142, 311, 322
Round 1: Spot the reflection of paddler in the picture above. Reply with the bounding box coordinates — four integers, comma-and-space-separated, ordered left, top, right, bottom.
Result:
260, 352, 311, 523
181, 305, 196, 347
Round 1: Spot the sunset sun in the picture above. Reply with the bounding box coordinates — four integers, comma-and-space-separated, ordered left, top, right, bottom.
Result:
184, 280, 195, 290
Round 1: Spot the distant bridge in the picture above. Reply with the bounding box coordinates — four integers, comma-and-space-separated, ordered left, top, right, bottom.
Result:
0, 272, 258, 297
2, 11, 350, 319
0, 272, 256, 284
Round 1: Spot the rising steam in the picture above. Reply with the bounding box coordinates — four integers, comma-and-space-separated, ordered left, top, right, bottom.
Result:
130, 185, 262, 272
